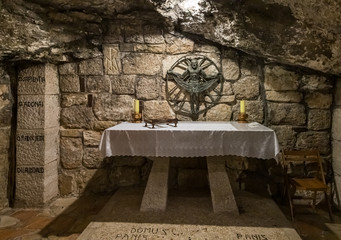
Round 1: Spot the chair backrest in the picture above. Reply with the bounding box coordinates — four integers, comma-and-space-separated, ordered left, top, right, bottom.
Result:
282, 149, 326, 183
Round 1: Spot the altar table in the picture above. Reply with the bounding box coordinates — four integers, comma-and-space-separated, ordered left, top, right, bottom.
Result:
99, 121, 280, 213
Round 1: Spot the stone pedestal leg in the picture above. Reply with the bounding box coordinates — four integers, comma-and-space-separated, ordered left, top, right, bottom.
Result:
140, 157, 170, 212
207, 157, 239, 214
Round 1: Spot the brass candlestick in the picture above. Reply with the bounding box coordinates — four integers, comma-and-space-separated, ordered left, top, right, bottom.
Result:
132, 113, 142, 123
238, 112, 248, 123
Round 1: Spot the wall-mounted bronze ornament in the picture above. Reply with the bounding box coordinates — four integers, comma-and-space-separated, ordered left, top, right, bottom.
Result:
166, 55, 223, 120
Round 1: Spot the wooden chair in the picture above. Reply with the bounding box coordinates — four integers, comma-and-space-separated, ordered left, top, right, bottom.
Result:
281, 149, 333, 221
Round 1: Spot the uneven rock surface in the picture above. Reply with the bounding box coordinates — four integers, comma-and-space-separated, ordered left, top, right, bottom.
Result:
0, 0, 340, 75
149, 0, 341, 75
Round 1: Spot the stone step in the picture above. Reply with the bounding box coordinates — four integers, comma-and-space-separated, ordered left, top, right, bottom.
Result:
78, 221, 301, 240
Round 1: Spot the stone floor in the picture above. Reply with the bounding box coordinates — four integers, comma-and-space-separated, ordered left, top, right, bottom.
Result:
0, 187, 340, 240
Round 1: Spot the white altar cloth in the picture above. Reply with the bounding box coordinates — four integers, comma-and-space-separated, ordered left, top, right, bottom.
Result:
99, 121, 280, 160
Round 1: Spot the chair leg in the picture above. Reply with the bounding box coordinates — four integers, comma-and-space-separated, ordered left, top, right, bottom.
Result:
282, 182, 288, 204
325, 191, 334, 222
312, 191, 317, 212
287, 185, 294, 221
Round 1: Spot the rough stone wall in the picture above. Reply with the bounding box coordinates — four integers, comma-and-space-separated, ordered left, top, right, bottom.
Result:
150, 0, 341, 75
58, 17, 335, 197
0, 66, 13, 208
333, 79, 341, 206
1, 0, 341, 75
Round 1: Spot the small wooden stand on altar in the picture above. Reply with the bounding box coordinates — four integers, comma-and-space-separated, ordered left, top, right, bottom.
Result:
144, 119, 178, 128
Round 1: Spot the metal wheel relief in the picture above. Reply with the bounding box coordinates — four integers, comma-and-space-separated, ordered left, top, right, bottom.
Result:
166, 55, 223, 120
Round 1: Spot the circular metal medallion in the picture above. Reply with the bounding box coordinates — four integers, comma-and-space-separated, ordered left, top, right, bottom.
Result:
166, 55, 223, 120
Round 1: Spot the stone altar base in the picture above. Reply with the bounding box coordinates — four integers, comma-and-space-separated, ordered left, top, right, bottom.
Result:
78, 187, 301, 240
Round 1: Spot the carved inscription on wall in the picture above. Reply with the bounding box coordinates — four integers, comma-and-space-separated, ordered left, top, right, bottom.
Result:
18, 76, 45, 83
17, 65, 46, 95
17, 95, 45, 129
18, 101, 44, 107
16, 63, 60, 207
16, 131, 46, 165
17, 134, 44, 142
103, 45, 121, 75
17, 167, 44, 173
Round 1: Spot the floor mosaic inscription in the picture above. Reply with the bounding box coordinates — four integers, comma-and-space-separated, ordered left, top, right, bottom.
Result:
78, 222, 301, 240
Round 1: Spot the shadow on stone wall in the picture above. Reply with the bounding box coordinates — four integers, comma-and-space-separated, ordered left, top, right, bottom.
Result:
0, 66, 16, 209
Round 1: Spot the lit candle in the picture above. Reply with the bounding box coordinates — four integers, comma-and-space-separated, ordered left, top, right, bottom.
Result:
134, 100, 140, 114
240, 100, 245, 113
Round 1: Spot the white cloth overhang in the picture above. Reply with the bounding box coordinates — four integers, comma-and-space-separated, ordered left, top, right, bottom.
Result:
99, 121, 280, 160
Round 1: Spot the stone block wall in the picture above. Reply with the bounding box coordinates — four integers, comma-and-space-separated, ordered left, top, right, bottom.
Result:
0, 67, 13, 208
58, 18, 335, 197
